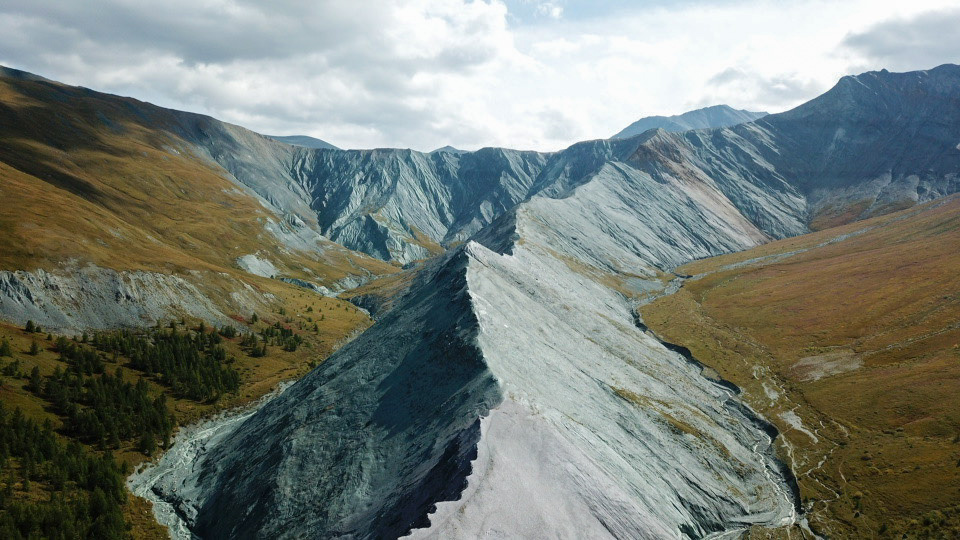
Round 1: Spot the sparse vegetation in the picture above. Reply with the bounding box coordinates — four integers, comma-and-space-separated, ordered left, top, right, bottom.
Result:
641, 196, 960, 537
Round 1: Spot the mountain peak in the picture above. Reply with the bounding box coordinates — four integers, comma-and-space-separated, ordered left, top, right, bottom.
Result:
265, 134, 339, 150
0, 65, 55, 84
430, 145, 468, 154
772, 63, 960, 123
612, 104, 767, 139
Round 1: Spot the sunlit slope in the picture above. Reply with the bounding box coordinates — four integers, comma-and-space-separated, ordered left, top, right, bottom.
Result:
641, 195, 960, 537
0, 67, 396, 331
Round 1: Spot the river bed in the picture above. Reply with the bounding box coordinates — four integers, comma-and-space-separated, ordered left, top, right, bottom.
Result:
127, 382, 293, 539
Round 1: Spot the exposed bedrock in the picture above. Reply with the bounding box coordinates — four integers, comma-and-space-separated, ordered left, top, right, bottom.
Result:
153, 233, 798, 538
0, 265, 269, 334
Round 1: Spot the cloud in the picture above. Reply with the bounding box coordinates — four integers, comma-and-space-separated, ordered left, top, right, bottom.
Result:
0, 0, 522, 150
0, 0, 957, 151
535, 2, 564, 19
703, 68, 824, 112
841, 8, 960, 71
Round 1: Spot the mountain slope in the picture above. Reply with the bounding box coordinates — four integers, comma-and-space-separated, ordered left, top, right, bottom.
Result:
266, 134, 339, 150
148, 219, 799, 539
290, 146, 549, 262
641, 195, 960, 537
0, 66, 397, 332
612, 104, 767, 139
731, 64, 960, 228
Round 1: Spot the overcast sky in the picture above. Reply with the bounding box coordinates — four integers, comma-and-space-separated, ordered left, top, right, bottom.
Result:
1, 0, 958, 151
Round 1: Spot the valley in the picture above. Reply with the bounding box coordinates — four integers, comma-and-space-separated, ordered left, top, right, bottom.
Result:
641, 196, 960, 537
1, 60, 959, 539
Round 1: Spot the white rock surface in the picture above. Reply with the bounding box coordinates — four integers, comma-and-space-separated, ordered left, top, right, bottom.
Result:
0, 265, 269, 334
144, 210, 799, 538
235, 253, 279, 278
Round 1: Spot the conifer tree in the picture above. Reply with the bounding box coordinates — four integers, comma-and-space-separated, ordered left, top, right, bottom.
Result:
28, 366, 42, 392
139, 432, 157, 456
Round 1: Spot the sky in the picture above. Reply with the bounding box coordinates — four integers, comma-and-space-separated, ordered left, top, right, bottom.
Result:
1, 0, 958, 152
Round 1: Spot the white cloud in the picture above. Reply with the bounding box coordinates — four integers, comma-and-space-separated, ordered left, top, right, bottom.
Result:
0, 0, 958, 151
841, 7, 960, 72
535, 2, 564, 19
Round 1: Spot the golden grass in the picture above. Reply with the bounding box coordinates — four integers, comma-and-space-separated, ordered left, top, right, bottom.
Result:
0, 282, 373, 536
809, 199, 874, 230
641, 195, 960, 537
0, 74, 397, 286
408, 225, 446, 257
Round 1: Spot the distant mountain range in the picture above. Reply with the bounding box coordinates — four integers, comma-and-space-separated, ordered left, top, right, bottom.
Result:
612, 104, 767, 138
265, 134, 339, 150
430, 145, 468, 154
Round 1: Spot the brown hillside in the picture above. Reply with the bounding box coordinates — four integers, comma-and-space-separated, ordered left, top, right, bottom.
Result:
642, 195, 960, 537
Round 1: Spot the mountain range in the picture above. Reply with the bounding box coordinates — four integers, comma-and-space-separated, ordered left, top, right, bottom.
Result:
2, 63, 960, 538
145, 65, 960, 266
611, 104, 767, 139
265, 134, 340, 150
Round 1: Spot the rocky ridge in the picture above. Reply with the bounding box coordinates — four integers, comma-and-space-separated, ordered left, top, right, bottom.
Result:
612, 104, 768, 139
148, 236, 799, 539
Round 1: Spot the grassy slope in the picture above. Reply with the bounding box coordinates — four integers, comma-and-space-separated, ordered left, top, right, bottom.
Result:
0, 71, 397, 286
641, 196, 960, 537
0, 288, 372, 538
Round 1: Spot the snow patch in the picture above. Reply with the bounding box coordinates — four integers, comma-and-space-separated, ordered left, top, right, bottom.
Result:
780, 410, 818, 444
236, 253, 279, 278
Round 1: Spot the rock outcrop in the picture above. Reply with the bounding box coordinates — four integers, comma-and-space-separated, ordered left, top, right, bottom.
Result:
145, 131, 807, 537
0, 265, 271, 334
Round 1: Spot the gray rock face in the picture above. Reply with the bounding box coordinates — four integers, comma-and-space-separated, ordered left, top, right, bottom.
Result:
182, 251, 502, 539
266, 135, 339, 150
168, 115, 551, 263
612, 104, 768, 139
150, 183, 799, 538
160, 65, 960, 265
722, 64, 960, 220
0, 265, 270, 334
290, 147, 549, 261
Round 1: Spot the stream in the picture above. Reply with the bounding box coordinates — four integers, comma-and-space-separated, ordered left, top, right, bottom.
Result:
127, 382, 293, 539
